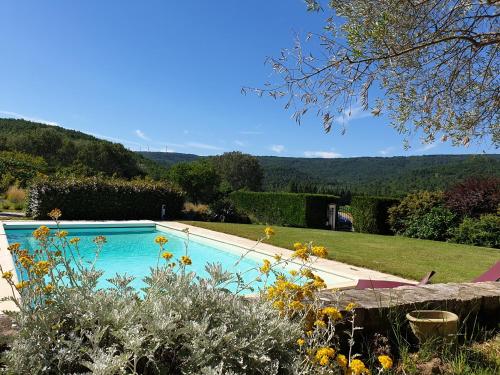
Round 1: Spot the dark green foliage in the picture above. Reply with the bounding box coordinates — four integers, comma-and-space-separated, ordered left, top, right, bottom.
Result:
211, 152, 264, 192
207, 198, 250, 223
141, 152, 500, 197
0, 151, 47, 190
351, 196, 399, 234
229, 191, 338, 228
167, 160, 220, 203
0, 118, 168, 179
388, 191, 445, 235
403, 206, 457, 241
26, 177, 185, 220
451, 214, 500, 249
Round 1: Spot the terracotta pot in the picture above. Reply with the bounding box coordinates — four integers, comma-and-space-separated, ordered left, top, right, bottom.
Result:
406, 310, 459, 342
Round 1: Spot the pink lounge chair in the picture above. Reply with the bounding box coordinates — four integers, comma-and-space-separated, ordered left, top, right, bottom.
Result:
355, 271, 435, 290
473, 261, 500, 282
355, 260, 500, 290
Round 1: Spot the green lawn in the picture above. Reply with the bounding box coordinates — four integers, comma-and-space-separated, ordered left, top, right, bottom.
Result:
181, 221, 499, 284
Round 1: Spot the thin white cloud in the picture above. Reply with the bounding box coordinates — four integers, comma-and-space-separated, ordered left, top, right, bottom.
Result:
270, 144, 285, 153
135, 129, 151, 141
379, 147, 394, 156
186, 142, 223, 151
304, 151, 342, 158
335, 105, 371, 125
417, 143, 437, 152
234, 140, 245, 147
0, 110, 59, 126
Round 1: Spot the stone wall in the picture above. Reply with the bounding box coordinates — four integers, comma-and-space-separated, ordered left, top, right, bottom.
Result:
320, 282, 500, 338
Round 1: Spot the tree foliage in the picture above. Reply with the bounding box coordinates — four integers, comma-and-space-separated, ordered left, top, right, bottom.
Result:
444, 176, 500, 218
253, 0, 500, 146
167, 160, 220, 203
211, 151, 264, 192
0, 118, 168, 179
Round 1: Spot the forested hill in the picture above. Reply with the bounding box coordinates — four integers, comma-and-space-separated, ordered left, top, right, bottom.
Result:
0, 118, 167, 179
139, 151, 500, 196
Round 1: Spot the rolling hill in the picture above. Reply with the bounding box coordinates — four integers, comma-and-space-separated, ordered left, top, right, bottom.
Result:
138, 151, 500, 196
0, 118, 167, 179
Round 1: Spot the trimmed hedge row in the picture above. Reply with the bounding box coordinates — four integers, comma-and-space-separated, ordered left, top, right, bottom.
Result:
351, 196, 400, 234
229, 191, 338, 228
27, 177, 185, 220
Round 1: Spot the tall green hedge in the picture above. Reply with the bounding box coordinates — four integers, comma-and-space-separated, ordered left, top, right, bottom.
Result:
27, 177, 185, 220
229, 191, 338, 228
350, 196, 400, 234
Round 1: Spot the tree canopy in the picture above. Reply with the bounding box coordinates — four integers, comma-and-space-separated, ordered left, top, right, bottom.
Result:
211, 152, 264, 192
251, 0, 499, 147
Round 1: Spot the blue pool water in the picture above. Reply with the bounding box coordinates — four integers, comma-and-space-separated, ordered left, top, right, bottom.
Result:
5, 225, 279, 294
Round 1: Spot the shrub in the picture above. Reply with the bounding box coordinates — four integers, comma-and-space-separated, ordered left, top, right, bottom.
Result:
388, 191, 445, 235
403, 206, 457, 241
6, 185, 26, 204
207, 198, 250, 223
182, 202, 210, 221
351, 196, 399, 234
229, 191, 338, 228
26, 177, 185, 220
445, 177, 500, 218
451, 214, 500, 248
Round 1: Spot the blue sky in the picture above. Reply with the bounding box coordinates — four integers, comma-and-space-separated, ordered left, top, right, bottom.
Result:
0, 0, 495, 157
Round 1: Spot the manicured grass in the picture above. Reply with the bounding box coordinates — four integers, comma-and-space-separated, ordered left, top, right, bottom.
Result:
181, 221, 500, 283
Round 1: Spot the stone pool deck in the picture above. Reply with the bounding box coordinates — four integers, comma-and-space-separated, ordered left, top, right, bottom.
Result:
159, 221, 416, 289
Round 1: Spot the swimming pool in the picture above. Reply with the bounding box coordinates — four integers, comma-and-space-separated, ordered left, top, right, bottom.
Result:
4, 223, 283, 294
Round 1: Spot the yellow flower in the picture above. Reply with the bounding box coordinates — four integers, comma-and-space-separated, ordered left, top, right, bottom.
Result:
289, 300, 304, 310
297, 338, 305, 347
19, 256, 34, 269
54, 250, 62, 257
48, 208, 62, 220
312, 246, 328, 258
180, 255, 192, 265
321, 307, 342, 321
155, 235, 168, 246
289, 269, 299, 277
336, 354, 348, 368
33, 226, 50, 239
349, 359, 367, 375
293, 242, 303, 250
292, 247, 309, 261
378, 355, 393, 370
161, 251, 173, 260
34, 260, 51, 276
273, 254, 282, 261
272, 300, 285, 310
55, 230, 68, 238
93, 235, 107, 245
7, 243, 20, 253
316, 347, 335, 366
1, 271, 13, 280
345, 302, 357, 311
43, 284, 55, 294
319, 356, 330, 366
264, 227, 275, 238
313, 319, 326, 329
15, 281, 29, 290
69, 237, 80, 244
260, 259, 271, 274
